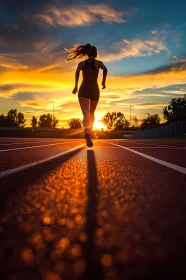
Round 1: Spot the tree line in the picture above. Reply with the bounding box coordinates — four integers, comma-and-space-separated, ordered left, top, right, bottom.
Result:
0, 97, 186, 130
140, 97, 186, 130
0, 110, 59, 128
0, 109, 134, 130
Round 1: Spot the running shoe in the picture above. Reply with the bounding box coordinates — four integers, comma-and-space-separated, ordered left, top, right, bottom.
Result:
85, 131, 93, 147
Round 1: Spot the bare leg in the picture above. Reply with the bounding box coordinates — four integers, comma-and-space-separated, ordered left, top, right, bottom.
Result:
78, 97, 90, 131
90, 100, 99, 131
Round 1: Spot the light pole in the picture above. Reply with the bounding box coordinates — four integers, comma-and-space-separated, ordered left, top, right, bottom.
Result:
130, 105, 133, 124
51, 100, 55, 121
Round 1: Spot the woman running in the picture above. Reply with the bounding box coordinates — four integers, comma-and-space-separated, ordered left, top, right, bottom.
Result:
65, 43, 108, 147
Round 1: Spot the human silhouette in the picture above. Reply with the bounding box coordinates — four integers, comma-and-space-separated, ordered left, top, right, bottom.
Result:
65, 44, 108, 147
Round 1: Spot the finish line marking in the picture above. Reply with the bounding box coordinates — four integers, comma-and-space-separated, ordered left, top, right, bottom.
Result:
108, 142, 186, 175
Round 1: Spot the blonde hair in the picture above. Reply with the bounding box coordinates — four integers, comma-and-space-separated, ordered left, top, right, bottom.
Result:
65, 44, 97, 61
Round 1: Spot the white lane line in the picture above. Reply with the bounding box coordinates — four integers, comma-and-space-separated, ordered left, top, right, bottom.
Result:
94, 145, 182, 149
132, 142, 179, 148
133, 141, 186, 148
125, 146, 186, 149
108, 142, 186, 175
0, 140, 73, 146
109, 141, 181, 149
0, 143, 86, 179
118, 147, 168, 149
0, 140, 100, 179
0, 141, 73, 152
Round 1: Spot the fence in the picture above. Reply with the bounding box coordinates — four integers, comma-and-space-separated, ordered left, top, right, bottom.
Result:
0, 128, 85, 138
0, 127, 135, 139
134, 121, 186, 139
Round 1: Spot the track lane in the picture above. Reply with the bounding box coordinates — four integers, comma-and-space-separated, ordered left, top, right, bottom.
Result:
0, 140, 84, 172
0, 140, 186, 280
0, 139, 77, 150
0, 137, 68, 144
113, 139, 186, 148
1, 138, 186, 172
107, 140, 186, 168
133, 140, 186, 147
0, 141, 74, 152
128, 147, 186, 168
0, 143, 87, 179
108, 142, 186, 173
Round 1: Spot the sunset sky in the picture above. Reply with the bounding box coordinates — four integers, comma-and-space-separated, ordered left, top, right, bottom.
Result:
1, 0, 186, 128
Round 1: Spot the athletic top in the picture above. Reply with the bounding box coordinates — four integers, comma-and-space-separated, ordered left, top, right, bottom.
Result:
81, 58, 99, 87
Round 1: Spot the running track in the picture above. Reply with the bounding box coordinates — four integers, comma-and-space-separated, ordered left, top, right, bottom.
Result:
0, 137, 186, 280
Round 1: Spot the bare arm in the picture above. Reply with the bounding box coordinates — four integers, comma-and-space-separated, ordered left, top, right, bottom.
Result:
75, 70, 79, 88
72, 62, 84, 94
99, 61, 108, 89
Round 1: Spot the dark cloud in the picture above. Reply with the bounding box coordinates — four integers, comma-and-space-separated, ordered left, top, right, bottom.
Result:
0, 1, 59, 54
25, 102, 42, 107
136, 102, 166, 106
1, 0, 53, 13
1, 0, 186, 76
141, 57, 186, 75
0, 84, 16, 92
0, 14, 74, 68
0, 84, 49, 95
12, 91, 36, 101
106, 95, 121, 99
0, 0, 127, 55
1, 0, 104, 12
114, 97, 138, 103
132, 84, 186, 97
24, 111, 36, 114
60, 102, 78, 108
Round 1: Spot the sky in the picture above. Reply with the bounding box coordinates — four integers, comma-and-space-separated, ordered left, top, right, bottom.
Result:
1, 0, 186, 128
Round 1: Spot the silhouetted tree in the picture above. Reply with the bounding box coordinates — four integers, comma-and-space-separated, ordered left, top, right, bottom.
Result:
52, 117, 58, 128
102, 111, 129, 130
0, 115, 14, 126
68, 118, 82, 129
17, 112, 26, 127
140, 114, 160, 129
163, 98, 186, 123
0, 109, 26, 127
38, 114, 58, 128
7, 109, 17, 123
31, 116, 38, 128
132, 116, 139, 127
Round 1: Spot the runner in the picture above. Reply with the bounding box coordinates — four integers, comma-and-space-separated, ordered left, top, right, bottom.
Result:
65, 44, 108, 147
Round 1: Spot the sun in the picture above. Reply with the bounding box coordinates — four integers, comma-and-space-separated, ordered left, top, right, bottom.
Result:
93, 120, 106, 130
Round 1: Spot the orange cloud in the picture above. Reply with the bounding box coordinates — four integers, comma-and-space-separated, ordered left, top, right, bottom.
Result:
86, 4, 126, 23
0, 83, 55, 98
1, 56, 186, 127
30, 14, 54, 28
102, 37, 169, 62
19, 101, 43, 108
0, 55, 28, 70
129, 102, 168, 109
1, 61, 186, 99
2, 54, 186, 89
25, 4, 126, 28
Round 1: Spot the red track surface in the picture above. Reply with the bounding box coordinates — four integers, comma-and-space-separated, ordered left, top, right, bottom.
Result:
0, 138, 186, 280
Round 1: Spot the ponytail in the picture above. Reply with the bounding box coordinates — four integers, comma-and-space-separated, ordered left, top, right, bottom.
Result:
64, 44, 93, 61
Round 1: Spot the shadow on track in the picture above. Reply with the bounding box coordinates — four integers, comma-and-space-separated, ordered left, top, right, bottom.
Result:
0, 147, 84, 213
83, 150, 104, 280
